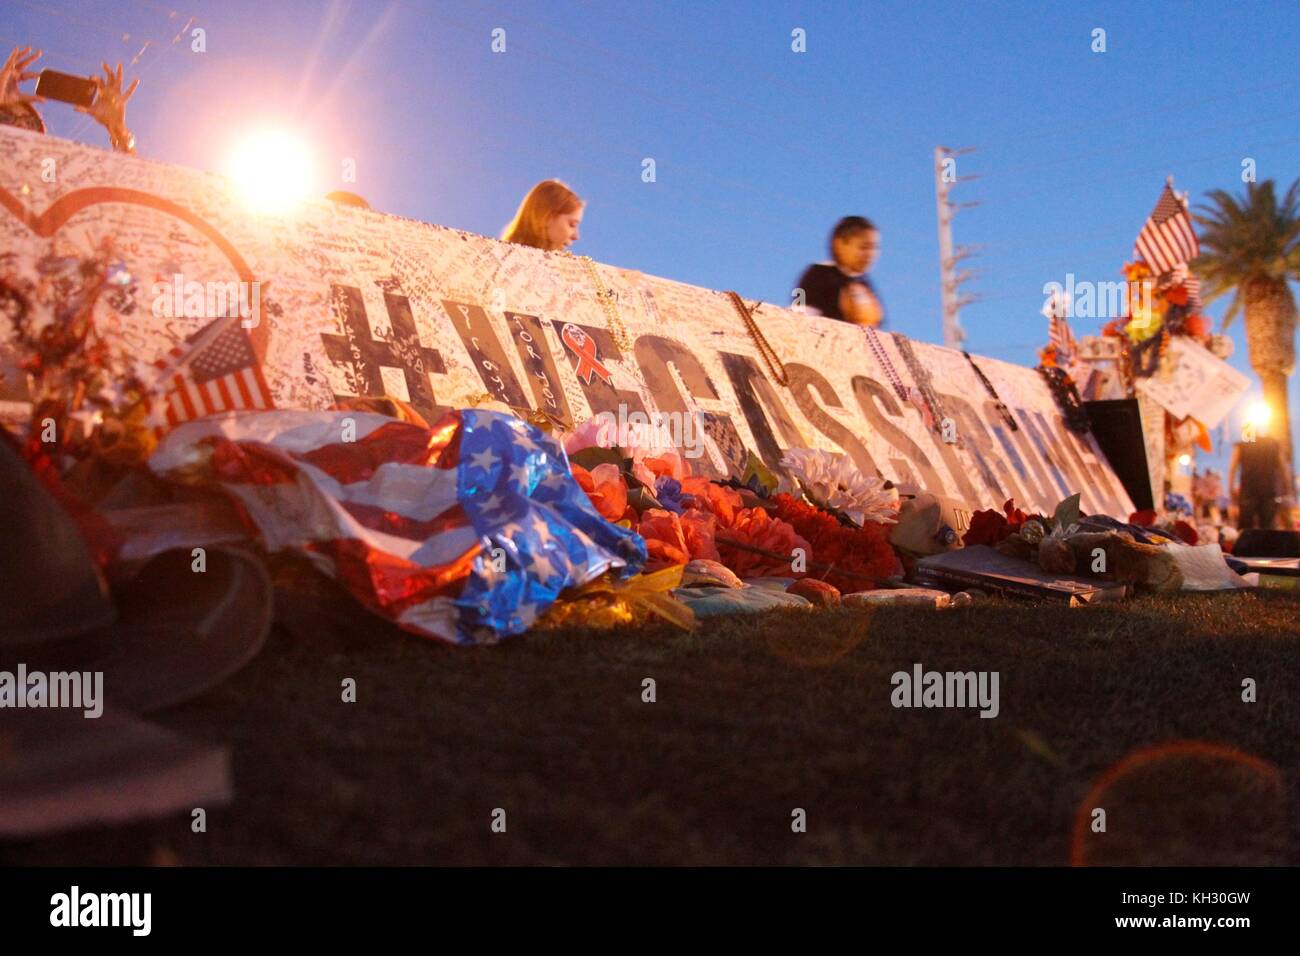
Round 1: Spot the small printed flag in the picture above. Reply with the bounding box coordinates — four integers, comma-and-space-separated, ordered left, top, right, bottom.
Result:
150, 316, 274, 434
1049, 312, 1077, 361
1042, 290, 1076, 361
1134, 183, 1199, 275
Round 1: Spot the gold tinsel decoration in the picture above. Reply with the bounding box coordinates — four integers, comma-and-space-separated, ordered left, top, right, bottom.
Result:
531, 565, 694, 632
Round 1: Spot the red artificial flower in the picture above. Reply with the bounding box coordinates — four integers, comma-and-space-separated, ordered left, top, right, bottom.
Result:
1184, 313, 1210, 338
638, 508, 722, 572
716, 505, 811, 579
1165, 284, 1189, 306
999, 499, 1027, 527
641, 452, 686, 481
679, 509, 721, 564
638, 509, 691, 570
1172, 520, 1198, 545
1123, 261, 1151, 282
1128, 509, 1158, 527
572, 462, 628, 523
769, 493, 902, 590
681, 476, 744, 527
963, 507, 1009, 547
963, 499, 1036, 547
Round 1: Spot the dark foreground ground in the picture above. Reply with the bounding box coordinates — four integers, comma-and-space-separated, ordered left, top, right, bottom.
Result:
4, 587, 1298, 866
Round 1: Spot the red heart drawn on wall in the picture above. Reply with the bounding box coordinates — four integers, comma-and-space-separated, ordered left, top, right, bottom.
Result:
0, 185, 267, 361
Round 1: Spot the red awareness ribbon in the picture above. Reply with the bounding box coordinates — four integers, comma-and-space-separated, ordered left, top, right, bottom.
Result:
561, 323, 612, 386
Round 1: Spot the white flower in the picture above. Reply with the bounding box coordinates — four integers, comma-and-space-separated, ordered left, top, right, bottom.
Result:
780, 448, 899, 526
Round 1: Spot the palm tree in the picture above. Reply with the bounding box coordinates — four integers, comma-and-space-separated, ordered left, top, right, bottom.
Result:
1194, 178, 1300, 468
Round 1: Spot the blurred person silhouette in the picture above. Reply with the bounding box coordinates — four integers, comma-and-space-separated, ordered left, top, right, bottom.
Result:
1228, 424, 1290, 530
0, 46, 139, 153
794, 215, 884, 326
501, 179, 584, 252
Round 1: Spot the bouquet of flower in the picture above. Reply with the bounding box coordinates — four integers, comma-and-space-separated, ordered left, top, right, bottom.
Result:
562, 422, 903, 589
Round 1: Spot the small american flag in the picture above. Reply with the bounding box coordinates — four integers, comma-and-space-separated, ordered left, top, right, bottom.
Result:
152, 316, 274, 433
1049, 312, 1076, 361
1134, 183, 1199, 274
1042, 290, 1076, 361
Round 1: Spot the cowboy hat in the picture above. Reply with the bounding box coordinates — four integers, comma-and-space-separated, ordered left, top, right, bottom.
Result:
0, 435, 273, 714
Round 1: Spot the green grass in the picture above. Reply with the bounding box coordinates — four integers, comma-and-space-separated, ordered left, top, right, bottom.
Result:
4, 586, 1298, 866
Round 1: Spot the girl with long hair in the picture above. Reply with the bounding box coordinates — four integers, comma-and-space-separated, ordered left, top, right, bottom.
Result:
501, 179, 584, 252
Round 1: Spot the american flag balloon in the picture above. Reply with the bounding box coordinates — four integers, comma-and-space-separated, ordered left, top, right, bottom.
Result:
149, 408, 647, 644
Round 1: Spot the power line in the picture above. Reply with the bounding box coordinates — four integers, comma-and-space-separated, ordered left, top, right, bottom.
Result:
64, 6, 201, 142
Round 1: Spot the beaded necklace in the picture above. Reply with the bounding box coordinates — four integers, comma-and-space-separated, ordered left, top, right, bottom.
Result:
962, 351, 1019, 431
863, 327, 909, 403
892, 332, 948, 432
726, 291, 788, 387
1037, 365, 1091, 434
574, 255, 632, 352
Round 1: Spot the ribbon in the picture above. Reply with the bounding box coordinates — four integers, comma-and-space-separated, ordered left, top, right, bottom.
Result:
534, 565, 696, 631
561, 323, 613, 386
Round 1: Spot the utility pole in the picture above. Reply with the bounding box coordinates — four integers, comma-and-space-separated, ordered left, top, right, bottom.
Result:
933, 146, 982, 348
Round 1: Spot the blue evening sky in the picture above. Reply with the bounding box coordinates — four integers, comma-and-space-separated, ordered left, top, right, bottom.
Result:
5, 0, 1298, 468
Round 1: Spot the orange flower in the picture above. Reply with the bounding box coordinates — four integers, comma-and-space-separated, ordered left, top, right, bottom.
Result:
716, 507, 811, 578
679, 509, 721, 563
638, 507, 721, 571
680, 477, 743, 527
571, 462, 628, 523
642, 452, 686, 481
1123, 261, 1151, 282
639, 508, 691, 570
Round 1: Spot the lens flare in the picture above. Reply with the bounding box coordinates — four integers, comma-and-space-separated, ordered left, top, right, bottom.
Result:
1244, 400, 1272, 430
225, 129, 317, 215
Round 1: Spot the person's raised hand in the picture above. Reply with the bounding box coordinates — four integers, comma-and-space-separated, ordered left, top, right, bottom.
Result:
0, 46, 44, 109
77, 61, 138, 151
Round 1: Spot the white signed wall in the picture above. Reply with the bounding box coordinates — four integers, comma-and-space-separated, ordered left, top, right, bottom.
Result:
0, 126, 1133, 519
